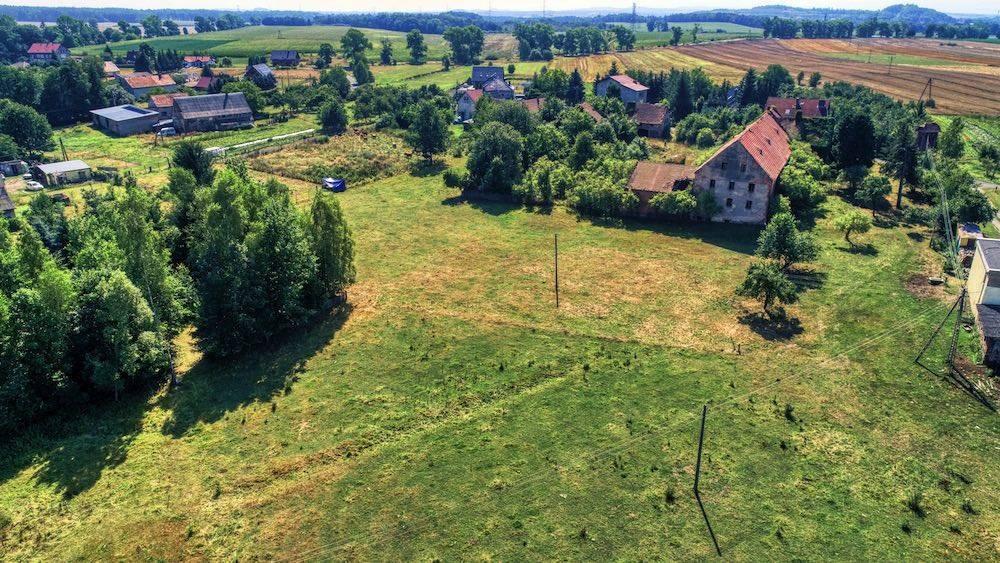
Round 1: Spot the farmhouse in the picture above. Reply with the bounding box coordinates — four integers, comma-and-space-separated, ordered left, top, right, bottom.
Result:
27, 42, 69, 64
245, 63, 277, 89
0, 185, 13, 219
627, 161, 695, 217
103, 61, 120, 77
594, 75, 648, 106
173, 92, 254, 133
183, 55, 215, 68
633, 102, 670, 138
766, 97, 830, 134
32, 160, 92, 187
966, 238, 1000, 368
482, 77, 514, 100
148, 93, 190, 119
90, 104, 161, 136
270, 50, 300, 67
916, 122, 941, 151
118, 73, 178, 97
457, 89, 482, 121
691, 111, 791, 225
470, 66, 504, 88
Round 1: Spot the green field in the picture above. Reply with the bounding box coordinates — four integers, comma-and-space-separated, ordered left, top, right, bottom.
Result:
374, 60, 549, 89
610, 21, 763, 48
75, 25, 453, 64
825, 52, 972, 67
1, 145, 997, 559
934, 115, 1000, 182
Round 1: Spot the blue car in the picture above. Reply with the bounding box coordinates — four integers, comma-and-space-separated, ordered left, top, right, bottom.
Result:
322, 177, 347, 192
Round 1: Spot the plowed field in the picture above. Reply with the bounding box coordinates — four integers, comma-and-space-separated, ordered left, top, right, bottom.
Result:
677, 39, 1000, 115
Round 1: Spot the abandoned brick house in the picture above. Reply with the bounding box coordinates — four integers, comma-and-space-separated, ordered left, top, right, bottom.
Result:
633, 102, 670, 138
594, 75, 648, 106
627, 111, 791, 224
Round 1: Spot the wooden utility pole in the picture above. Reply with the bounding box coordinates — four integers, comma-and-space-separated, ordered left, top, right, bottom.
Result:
554, 233, 560, 308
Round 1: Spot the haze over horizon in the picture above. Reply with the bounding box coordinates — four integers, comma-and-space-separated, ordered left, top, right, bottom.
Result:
5, 0, 998, 17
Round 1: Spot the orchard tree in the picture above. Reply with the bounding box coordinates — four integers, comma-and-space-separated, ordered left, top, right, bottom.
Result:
856, 174, 892, 216
340, 28, 372, 63
939, 117, 965, 160
979, 144, 1000, 180
736, 261, 798, 314
755, 212, 818, 270
319, 97, 348, 134
379, 38, 394, 65
834, 210, 872, 248
467, 121, 524, 193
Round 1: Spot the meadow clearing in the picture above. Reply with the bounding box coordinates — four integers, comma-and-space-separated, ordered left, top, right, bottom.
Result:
1, 133, 998, 558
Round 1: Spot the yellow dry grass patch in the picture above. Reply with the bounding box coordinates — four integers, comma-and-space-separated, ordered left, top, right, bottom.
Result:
550, 48, 744, 82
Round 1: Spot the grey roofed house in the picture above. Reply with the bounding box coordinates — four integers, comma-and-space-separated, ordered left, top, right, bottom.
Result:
90, 104, 161, 136
172, 92, 254, 133
33, 160, 92, 186
270, 50, 300, 66
482, 77, 514, 100
471, 66, 504, 88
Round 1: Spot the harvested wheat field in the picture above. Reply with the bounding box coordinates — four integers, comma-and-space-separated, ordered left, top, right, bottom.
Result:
551, 49, 744, 82
678, 39, 1000, 115
783, 38, 1000, 68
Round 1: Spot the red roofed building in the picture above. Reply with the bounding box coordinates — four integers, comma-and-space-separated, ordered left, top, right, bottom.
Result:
117, 72, 178, 97
194, 76, 221, 91
577, 102, 604, 123
27, 42, 69, 64
627, 161, 695, 217
521, 98, 545, 113
689, 111, 790, 224
594, 74, 648, 105
148, 92, 190, 119
457, 88, 483, 122
183, 55, 216, 67
765, 97, 830, 134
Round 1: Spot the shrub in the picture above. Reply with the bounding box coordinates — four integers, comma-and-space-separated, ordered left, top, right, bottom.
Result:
650, 190, 697, 217
443, 168, 469, 189
695, 127, 715, 148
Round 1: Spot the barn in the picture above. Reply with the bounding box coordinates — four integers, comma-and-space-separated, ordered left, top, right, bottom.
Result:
173, 92, 254, 133
32, 160, 92, 187
90, 104, 161, 136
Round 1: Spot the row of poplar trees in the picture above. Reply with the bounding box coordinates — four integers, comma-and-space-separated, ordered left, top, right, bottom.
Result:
0, 141, 355, 435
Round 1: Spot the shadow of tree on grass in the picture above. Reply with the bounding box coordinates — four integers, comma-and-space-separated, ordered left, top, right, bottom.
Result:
739, 310, 804, 341
159, 304, 352, 438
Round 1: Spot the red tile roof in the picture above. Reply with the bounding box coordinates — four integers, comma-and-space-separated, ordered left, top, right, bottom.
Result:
521, 98, 545, 113
28, 42, 63, 54
699, 111, 790, 182
184, 55, 214, 63
765, 97, 831, 119
148, 93, 189, 108
103, 61, 120, 74
463, 89, 483, 103
607, 74, 649, 92
628, 161, 695, 193
195, 76, 219, 90
633, 102, 668, 125
120, 73, 176, 89
578, 102, 603, 122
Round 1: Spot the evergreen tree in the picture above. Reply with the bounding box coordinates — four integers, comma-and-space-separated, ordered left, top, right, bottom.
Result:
566, 69, 585, 104
172, 141, 215, 185
672, 72, 694, 120
882, 120, 919, 208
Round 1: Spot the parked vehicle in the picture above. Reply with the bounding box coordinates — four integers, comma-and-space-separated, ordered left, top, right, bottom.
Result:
25, 180, 43, 191
157, 127, 177, 137
323, 177, 347, 192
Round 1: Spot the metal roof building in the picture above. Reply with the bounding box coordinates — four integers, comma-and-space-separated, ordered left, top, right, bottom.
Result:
90, 104, 161, 136
32, 160, 92, 186
173, 92, 254, 133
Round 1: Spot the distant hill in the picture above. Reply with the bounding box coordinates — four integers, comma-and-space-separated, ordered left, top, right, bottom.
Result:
665, 4, 959, 27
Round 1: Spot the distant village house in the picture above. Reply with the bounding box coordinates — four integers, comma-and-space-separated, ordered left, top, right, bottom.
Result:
627, 161, 695, 217
118, 72, 178, 97
148, 93, 190, 120
765, 97, 830, 134
633, 102, 670, 138
470, 66, 504, 88
32, 160, 92, 187
27, 42, 69, 64
183, 55, 216, 68
270, 50, 300, 67
916, 122, 941, 151
594, 75, 648, 106
103, 61, 120, 78
457, 89, 482, 122
482, 76, 514, 101
245, 63, 277, 89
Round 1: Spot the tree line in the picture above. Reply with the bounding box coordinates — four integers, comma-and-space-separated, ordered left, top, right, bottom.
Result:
0, 143, 355, 436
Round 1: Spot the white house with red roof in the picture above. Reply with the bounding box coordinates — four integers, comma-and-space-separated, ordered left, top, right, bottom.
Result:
117, 72, 178, 97
594, 74, 648, 105
457, 89, 483, 122
27, 42, 69, 64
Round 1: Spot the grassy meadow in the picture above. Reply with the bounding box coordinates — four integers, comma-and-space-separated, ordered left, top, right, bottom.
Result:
1, 148, 997, 559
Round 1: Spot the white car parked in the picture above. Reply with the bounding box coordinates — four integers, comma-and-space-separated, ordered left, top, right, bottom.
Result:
25, 180, 43, 191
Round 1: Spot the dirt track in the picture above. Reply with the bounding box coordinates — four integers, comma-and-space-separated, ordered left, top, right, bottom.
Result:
677, 39, 1000, 115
